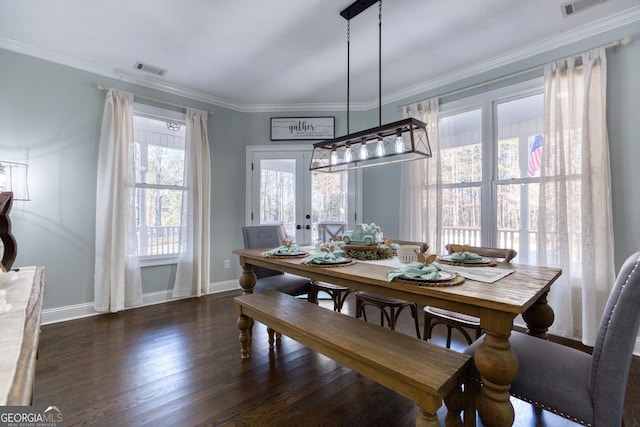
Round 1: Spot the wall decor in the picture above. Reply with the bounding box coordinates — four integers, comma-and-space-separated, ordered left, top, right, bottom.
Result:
271, 117, 335, 141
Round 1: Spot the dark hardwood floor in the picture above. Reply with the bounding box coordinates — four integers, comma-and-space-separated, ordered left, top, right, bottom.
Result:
34, 290, 640, 426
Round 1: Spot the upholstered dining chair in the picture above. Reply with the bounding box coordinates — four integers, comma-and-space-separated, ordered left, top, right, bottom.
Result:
464, 251, 640, 426
423, 244, 517, 348
353, 239, 428, 338
241, 225, 311, 296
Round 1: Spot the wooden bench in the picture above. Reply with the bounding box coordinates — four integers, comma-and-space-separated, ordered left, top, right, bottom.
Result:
235, 291, 471, 427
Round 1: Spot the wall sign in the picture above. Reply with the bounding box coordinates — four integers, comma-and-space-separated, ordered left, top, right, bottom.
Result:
270, 117, 335, 141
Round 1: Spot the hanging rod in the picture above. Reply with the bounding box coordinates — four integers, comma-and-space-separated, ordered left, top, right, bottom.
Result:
97, 85, 215, 115
397, 36, 633, 111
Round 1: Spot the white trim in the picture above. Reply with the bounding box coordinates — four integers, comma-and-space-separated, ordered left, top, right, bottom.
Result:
1, 7, 637, 113
40, 279, 240, 325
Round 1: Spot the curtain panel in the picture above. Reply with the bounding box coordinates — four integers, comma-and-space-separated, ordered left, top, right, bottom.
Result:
173, 108, 212, 298
399, 98, 441, 251
94, 89, 143, 313
539, 47, 615, 345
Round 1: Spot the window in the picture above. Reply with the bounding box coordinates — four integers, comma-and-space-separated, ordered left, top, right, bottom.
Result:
438, 80, 544, 262
133, 106, 187, 262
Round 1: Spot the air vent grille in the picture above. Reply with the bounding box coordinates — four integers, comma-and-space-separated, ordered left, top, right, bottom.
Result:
134, 61, 167, 77
561, 0, 608, 17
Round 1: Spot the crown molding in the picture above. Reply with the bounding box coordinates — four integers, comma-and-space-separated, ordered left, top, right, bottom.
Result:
379, 5, 640, 107
1, 6, 638, 113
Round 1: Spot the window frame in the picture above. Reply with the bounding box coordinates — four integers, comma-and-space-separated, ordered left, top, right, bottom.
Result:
437, 78, 544, 253
133, 103, 187, 267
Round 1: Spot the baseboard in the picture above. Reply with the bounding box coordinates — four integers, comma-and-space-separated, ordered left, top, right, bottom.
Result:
41, 279, 241, 325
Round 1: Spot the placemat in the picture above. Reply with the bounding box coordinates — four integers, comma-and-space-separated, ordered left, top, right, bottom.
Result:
262, 252, 309, 259
393, 272, 465, 287
305, 259, 358, 268
436, 258, 497, 267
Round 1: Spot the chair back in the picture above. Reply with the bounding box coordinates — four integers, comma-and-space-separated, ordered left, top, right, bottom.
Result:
589, 251, 640, 426
445, 244, 517, 262
241, 226, 285, 279
317, 221, 347, 242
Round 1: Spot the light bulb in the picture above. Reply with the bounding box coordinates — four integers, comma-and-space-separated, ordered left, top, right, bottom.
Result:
344, 144, 353, 163
394, 129, 405, 153
359, 139, 368, 160
330, 145, 338, 165
376, 138, 385, 157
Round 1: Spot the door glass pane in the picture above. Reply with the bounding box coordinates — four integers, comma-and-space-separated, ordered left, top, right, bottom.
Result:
259, 159, 295, 238
311, 171, 348, 241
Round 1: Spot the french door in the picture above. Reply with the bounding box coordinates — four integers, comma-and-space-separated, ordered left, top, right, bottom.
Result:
246, 145, 361, 245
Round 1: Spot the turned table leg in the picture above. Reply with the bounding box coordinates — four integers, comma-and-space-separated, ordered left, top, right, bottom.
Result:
475, 314, 518, 427
237, 261, 257, 358
522, 291, 554, 339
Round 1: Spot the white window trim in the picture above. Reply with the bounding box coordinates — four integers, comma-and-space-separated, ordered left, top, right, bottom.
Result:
133, 103, 187, 267
438, 78, 544, 247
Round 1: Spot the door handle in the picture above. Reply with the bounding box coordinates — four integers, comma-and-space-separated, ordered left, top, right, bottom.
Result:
305, 225, 311, 230
296, 224, 302, 230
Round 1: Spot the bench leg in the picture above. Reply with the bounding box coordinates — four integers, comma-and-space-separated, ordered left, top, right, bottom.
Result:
267, 327, 276, 348
416, 409, 439, 427
444, 385, 465, 427
237, 313, 251, 359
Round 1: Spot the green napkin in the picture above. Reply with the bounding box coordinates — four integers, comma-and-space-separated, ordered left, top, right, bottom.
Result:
301, 249, 346, 264
265, 245, 301, 256
450, 251, 482, 261
388, 262, 440, 282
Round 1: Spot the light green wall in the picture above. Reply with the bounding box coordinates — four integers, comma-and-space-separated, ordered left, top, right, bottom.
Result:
1, 19, 638, 312
364, 22, 640, 271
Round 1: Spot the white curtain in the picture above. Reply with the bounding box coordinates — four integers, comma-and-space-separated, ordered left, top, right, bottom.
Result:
172, 108, 212, 298
399, 98, 441, 251
94, 89, 143, 312
539, 47, 615, 345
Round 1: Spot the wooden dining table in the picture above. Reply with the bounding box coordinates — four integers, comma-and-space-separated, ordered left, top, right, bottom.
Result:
232, 248, 561, 427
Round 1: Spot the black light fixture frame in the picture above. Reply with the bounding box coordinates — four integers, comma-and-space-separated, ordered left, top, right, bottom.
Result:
310, 0, 431, 173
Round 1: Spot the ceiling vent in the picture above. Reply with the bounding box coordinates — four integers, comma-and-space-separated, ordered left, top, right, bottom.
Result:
134, 61, 167, 77
561, 0, 608, 17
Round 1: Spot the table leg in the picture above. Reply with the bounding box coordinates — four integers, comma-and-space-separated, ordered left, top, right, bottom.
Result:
239, 263, 257, 294
237, 312, 251, 359
475, 316, 518, 427
237, 263, 257, 357
522, 291, 554, 339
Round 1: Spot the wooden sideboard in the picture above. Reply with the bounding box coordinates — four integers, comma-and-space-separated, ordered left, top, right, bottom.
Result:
0, 266, 45, 405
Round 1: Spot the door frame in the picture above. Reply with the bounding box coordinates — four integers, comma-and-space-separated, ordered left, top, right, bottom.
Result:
245, 144, 363, 242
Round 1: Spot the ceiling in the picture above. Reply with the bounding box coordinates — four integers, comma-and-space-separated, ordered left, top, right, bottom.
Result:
1, 0, 639, 111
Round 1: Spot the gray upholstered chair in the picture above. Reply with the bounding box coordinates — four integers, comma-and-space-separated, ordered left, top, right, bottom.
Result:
465, 251, 640, 426
241, 225, 311, 296
423, 244, 517, 348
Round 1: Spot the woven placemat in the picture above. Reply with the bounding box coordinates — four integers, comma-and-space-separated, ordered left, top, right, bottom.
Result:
393, 272, 465, 287
261, 251, 309, 259
437, 258, 497, 267
304, 259, 358, 268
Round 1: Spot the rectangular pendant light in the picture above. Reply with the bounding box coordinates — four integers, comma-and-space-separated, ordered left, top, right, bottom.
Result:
310, 117, 431, 173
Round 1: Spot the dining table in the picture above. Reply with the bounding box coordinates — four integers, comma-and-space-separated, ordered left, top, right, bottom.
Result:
232, 247, 561, 427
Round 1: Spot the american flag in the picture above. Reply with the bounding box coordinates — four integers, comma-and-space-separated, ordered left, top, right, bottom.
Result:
528, 134, 543, 177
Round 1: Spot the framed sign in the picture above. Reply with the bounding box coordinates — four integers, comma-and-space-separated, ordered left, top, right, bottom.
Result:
270, 117, 335, 141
